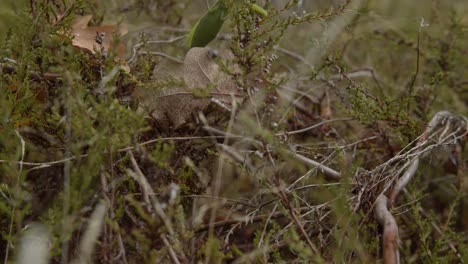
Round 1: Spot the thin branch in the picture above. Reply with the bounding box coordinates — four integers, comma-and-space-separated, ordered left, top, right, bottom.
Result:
137, 51, 184, 64
4, 131, 26, 264
183, 195, 257, 208
161, 235, 181, 264
276, 118, 353, 136
278, 187, 320, 256
127, 150, 175, 236
291, 152, 341, 180
0, 136, 242, 169
127, 35, 186, 64
195, 207, 312, 233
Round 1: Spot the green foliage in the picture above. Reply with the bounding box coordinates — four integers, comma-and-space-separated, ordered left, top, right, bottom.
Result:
187, 1, 268, 48
200, 237, 226, 263
187, 0, 229, 48
284, 228, 314, 260
149, 140, 174, 168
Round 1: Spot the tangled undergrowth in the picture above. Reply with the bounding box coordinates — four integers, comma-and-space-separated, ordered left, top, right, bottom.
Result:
0, 0, 467, 263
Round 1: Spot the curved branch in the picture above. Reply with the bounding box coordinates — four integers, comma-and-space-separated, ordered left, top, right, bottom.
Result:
375, 195, 400, 264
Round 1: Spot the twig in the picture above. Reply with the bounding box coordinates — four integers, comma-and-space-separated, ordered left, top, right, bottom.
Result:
276, 118, 352, 136
405, 27, 422, 110
199, 96, 239, 261
298, 135, 379, 151
275, 46, 311, 66
277, 187, 320, 256
101, 172, 128, 264
388, 159, 419, 205
127, 35, 186, 64
216, 143, 254, 172
61, 73, 73, 263
195, 206, 312, 233
374, 195, 399, 264
290, 152, 341, 180
137, 51, 184, 64
257, 203, 278, 248
183, 195, 257, 208
4, 131, 26, 264
52, 1, 78, 27
202, 126, 262, 145
206, 126, 342, 180
114, 232, 128, 264
161, 235, 181, 264
206, 125, 341, 180
291, 182, 343, 192
0, 136, 243, 170
127, 150, 175, 236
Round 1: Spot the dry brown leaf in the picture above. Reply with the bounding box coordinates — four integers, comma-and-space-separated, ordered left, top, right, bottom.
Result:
134, 47, 242, 129
71, 15, 128, 59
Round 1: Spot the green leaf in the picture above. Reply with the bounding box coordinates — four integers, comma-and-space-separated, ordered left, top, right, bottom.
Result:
187, 0, 228, 48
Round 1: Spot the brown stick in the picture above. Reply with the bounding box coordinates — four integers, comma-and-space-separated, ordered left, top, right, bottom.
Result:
375, 195, 399, 264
